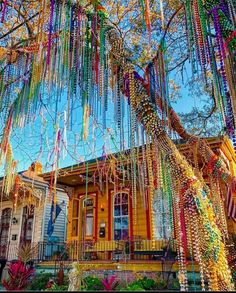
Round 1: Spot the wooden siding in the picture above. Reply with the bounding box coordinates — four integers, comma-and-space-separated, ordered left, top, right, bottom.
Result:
67, 183, 148, 242
43, 189, 69, 242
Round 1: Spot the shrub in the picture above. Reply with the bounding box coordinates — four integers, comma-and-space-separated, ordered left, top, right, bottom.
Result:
2, 260, 35, 291
26, 272, 53, 290
16, 243, 37, 264
82, 276, 104, 291
119, 275, 168, 291
119, 283, 145, 291
101, 275, 119, 290
57, 264, 64, 286
44, 284, 68, 291
119, 276, 160, 291
136, 276, 157, 290
169, 278, 180, 290
155, 274, 168, 289
125, 276, 158, 290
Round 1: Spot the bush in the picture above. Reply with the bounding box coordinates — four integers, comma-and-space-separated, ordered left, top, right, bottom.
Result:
120, 283, 145, 291
119, 275, 168, 291
155, 274, 168, 289
26, 272, 53, 290
2, 260, 35, 291
119, 276, 160, 291
44, 284, 68, 291
82, 276, 104, 291
169, 278, 180, 290
136, 276, 157, 290
101, 275, 120, 290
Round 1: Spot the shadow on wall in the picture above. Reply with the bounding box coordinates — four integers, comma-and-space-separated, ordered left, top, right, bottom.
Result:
0, 260, 7, 281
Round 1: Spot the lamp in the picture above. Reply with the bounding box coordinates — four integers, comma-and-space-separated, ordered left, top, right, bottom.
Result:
12, 217, 18, 224
100, 204, 105, 211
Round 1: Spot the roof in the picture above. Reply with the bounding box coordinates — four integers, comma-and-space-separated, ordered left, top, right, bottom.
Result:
41, 135, 231, 187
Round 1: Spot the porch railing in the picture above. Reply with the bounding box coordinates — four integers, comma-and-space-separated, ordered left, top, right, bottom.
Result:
0, 239, 177, 263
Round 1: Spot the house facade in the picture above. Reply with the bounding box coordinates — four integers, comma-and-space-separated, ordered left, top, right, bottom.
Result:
41, 136, 236, 265
0, 162, 69, 280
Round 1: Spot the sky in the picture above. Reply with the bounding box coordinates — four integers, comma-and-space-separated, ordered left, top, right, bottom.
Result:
0, 56, 212, 177
0, 2, 216, 177
0, 76, 206, 177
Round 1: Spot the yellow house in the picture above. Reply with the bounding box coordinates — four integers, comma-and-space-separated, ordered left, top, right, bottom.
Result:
42, 136, 236, 269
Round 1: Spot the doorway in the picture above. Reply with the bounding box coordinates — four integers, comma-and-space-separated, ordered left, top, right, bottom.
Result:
0, 208, 12, 259
20, 205, 34, 245
82, 197, 95, 241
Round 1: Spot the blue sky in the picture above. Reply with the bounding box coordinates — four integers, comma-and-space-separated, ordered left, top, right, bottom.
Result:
0, 56, 212, 178
0, 77, 205, 177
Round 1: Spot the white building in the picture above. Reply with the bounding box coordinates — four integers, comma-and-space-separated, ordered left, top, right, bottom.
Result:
0, 162, 69, 280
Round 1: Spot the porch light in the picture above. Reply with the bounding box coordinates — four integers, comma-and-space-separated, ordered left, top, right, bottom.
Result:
12, 217, 18, 224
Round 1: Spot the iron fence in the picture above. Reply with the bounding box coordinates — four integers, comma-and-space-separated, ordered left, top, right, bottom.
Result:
0, 239, 177, 263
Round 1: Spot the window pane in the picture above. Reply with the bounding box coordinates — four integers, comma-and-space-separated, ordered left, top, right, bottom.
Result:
114, 229, 121, 240
122, 193, 128, 204
73, 200, 79, 218
114, 194, 121, 205
113, 192, 129, 241
153, 189, 171, 240
121, 217, 128, 229
121, 204, 128, 215
121, 229, 128, 240
85, 212, 93, 236
114, 218, 121, 229
114, 205, 120, 216
25, 218, 33, 240
72, 219, 78, 236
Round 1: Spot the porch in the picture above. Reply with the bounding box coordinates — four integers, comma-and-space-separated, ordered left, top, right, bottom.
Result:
0, 239, 177, 263
38, 239, 176, 262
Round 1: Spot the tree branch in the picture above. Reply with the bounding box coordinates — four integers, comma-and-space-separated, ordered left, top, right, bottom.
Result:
0, 11, 40, 40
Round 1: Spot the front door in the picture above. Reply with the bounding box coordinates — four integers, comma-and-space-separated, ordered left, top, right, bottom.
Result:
113, 192, 129, 240
82, 197, 95, 242
0, 208, 12, 259
20, 205, 34, 245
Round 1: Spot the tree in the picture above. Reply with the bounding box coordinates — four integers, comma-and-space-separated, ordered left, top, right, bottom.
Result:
0, 1, 235, 291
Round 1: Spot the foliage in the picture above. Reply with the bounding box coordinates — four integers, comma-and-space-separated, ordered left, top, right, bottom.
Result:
57, 263, 65, 286
0, 0, 222, 167
81, 275, 104, 291
179, 104, 224, 137
44, 283, 68, 291
128, 276, 159, 290
26, 271, 53, 291
2, 260, 35, 291
169, 278, 180, 290
119, 283, 145, 291
155, 273, 168, 289
16, 242, 38, 264
115, 280, 128, 291
119, 276, 167, 291
101, 275, 120, 290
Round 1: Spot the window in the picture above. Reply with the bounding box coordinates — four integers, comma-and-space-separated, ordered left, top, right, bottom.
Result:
0, 208, 12, 242
153, 189, 171, 240
72, 199, 79, 237
0, 208, 12, 258
113, 192, 129, 240
85, 209, 93, 236
83, 198, 94, 238
20, 205, 34, 244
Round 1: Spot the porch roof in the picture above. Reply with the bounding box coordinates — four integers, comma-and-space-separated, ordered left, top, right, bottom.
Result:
40, 136, 229, 187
